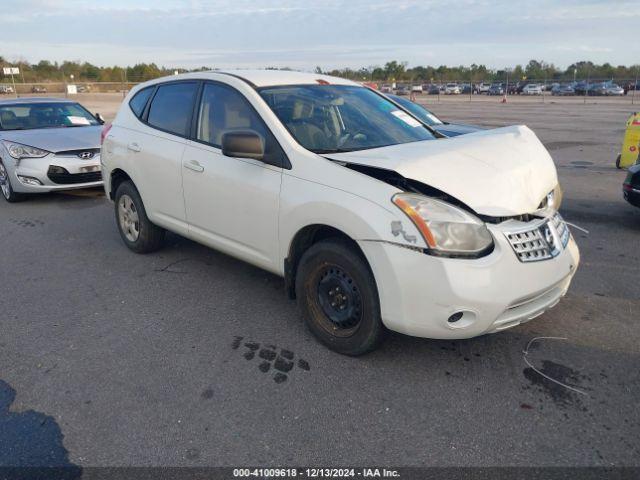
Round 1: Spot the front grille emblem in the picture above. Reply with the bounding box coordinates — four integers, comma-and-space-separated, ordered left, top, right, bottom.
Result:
505, 213, 570, 263
78, 151, 94, 159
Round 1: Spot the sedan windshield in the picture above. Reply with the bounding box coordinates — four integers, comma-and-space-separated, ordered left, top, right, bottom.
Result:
388, 94, 443, 126
0, 102, 99, 131
259, 85, 435, 153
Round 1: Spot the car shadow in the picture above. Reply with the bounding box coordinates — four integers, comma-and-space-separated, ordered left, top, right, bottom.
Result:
0, 380, 81, 479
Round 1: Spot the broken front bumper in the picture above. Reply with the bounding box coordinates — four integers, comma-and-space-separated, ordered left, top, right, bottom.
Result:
359, 219, 580, 340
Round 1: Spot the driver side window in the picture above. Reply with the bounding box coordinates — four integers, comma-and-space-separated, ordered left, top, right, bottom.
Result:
196, 83, 287, 167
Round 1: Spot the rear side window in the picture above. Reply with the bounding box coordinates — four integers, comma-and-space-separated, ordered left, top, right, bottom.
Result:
147, 82, 198, 137
129, 87, 153, 118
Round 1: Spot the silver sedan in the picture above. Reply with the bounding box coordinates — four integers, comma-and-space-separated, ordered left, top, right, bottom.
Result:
0, 97, 103, 202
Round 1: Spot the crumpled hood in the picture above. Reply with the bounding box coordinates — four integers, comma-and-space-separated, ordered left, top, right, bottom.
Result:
2, 126, 101, 153
327, 125, 558, 216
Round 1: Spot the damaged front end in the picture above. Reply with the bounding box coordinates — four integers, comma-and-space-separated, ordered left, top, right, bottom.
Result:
331, 155, 569, 263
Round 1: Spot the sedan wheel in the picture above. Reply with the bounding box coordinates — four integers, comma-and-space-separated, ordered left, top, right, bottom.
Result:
0, 160, 24, 203
0, 161, 10, 200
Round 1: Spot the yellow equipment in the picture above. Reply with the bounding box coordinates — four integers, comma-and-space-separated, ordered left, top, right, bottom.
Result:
617, 112, 640, 169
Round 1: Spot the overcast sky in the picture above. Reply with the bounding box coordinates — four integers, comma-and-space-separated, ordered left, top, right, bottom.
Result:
1, 0, 637, 71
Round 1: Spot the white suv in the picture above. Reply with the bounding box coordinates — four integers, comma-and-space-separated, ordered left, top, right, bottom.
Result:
101, 70, 579, 355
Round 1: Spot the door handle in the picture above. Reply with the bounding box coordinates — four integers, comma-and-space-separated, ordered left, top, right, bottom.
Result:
183, 160, 204, 173
127, 142, 142, 152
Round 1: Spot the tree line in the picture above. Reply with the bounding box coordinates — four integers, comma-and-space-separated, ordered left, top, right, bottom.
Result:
322, 60, 640, 83
0, 58, 191, 83
1, 57, 638, 84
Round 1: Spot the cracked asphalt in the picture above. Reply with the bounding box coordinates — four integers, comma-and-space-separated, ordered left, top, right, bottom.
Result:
0, 95, 639, 469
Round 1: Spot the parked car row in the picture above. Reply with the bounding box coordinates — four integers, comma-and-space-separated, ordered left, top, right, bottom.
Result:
0, 85, 15, 94
375, 80, 633, 98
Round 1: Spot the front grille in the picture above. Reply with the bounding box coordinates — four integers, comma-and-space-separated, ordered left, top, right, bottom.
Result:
550, 212, 570, 249
47, 166, 102, 185
506, 227, 553, 262
505, 213, 570, 263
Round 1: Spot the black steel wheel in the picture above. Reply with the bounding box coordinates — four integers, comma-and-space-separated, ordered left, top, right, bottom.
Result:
296, 239, 384, 355
316, 265, 363, 337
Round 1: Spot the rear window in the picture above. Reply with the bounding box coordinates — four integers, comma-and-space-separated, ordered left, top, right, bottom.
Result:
129, 87, 154, 118
147, 82, 198, 137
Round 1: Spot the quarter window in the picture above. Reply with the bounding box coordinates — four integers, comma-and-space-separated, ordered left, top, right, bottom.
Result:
147, 82, 198, 137
129, 87, 154, 118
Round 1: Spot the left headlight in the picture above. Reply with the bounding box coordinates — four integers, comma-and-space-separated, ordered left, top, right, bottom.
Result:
392, 193, 494, 257
2, 141, 49, 160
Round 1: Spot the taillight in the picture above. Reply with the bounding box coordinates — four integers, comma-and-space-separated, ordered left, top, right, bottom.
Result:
623, 183, 633, 192
101, 123, 112, 145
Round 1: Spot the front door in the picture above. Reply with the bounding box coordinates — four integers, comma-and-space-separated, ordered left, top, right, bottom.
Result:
182, 82, 283, 273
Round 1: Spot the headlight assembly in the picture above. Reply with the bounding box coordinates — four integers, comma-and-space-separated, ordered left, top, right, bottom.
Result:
392, 193, 494, 257
537, 184, 563, 215
2, 141, 49, 160
547, 184, 563, 211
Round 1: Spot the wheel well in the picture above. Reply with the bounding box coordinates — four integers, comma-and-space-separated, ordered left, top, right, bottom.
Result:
284, 224, 368, 299
109, 169, 132, 200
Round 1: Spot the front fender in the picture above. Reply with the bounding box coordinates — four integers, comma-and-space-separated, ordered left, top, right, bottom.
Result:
278, 173, 428, 267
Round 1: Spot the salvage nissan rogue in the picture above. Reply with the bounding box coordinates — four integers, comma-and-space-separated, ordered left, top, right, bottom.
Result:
101, 70, 579, 355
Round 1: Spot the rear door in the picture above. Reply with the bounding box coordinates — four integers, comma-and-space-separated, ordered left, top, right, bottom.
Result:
125, 81, 198, 234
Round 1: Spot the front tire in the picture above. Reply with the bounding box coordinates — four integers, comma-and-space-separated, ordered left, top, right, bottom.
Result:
0, 160, 25, 203
295, 239, 384, 356
114, 181, 165, 253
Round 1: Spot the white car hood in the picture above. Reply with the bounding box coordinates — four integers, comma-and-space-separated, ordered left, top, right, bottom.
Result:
326, 125, 558, 217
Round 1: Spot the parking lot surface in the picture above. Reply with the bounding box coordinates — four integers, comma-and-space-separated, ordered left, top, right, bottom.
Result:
1, 94, 639, 468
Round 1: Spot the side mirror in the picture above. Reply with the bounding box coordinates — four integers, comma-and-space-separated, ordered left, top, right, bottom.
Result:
95, 113, 105, 125
221, 130, 264, 161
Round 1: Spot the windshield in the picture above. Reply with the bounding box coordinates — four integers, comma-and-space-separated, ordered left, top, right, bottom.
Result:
258, 85, 435, 153
0, 102, 99, 131
388, 95, 443, 126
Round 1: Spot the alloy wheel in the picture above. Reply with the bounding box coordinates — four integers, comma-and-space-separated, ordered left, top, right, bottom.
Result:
118, 194, 140, 242
0, 162, 10, 199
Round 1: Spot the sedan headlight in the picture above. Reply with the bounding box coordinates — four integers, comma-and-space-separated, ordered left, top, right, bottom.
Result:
392, 193, 494, 257
2, 141, 49, 160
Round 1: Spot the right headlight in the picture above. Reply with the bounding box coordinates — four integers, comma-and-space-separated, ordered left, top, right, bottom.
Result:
392, 193, 494, 257
2, 141, 49, 160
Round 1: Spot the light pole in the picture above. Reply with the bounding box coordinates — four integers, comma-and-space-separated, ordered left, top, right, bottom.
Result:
506, 69, 510, 98
632, 67, 638, 105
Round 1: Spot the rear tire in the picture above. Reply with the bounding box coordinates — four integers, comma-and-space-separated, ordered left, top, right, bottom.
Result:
114, 181, 165, 253
615, 154, 622, 169
295, 239, 384, 356
0, 160, 25, 203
